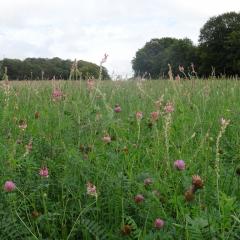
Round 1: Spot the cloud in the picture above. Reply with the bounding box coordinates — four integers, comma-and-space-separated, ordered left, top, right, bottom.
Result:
0, 0, 239, 76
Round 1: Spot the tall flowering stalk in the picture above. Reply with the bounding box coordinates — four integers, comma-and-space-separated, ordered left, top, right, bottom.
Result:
163, 102, 174, 172
98, 53, 108, 81
215, 118, 230, 212
168, 64, 173, 81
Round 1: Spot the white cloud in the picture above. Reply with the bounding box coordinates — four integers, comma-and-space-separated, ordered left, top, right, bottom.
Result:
0, 0, 239, 76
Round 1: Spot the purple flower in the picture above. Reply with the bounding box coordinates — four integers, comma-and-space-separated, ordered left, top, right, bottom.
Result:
154, 218, 164, 229
4, 181, 16, 192
134, 194, 144, 203
39, 167, 49, 177
144, 178, 153, 186
174, 160, 185, 171
114, 105, 122, 113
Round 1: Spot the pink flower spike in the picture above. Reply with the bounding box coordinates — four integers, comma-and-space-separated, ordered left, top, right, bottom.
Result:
87, 79, 95, 91
174, 160, 185, 171
164, 102, 174, 113
19, 120, 27, 130
154, 218, 165, 229
136, 112, 143, 120
144, 178, 153, 186
4, 181, 16, 192
114, 105, 122, 113
151, 111, 159, 121
52, 88, 63, 101
39, 167, 49, 178
86, 182, 97, 197
102, 135, 111, 143
134, 194, 144, 204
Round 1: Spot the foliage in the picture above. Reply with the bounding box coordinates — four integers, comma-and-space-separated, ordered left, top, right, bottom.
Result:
132, 12, 240, 78
0, 79, 239, 239
198, 12, 240, 77
0, 57, 110, 80
132, 38, 198, 78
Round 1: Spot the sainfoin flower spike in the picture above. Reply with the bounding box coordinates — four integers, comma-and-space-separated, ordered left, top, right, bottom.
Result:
114, 104, 122, 113
4, 181, 16, 192
136, 111, 143, 120
86, 182, 97, 197
154, 218, 164, 229
134, 194, 144, 203
39, 167, 49, 178
102, 134, 111, 143
174, 160, 185, 170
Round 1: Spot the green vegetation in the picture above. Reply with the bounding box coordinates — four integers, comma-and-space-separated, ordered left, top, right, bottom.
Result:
0, 79, 239, 239
0, 58, 110, 80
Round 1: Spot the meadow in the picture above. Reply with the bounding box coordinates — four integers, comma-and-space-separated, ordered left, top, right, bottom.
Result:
0, 79, 240, 240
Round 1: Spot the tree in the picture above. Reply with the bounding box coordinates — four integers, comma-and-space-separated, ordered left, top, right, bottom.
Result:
0, 58, 110, 80
198, 12, 240, 76
132, 37, 198, 79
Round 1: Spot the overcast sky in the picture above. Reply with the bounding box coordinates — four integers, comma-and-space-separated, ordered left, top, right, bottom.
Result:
0, 0, 239, 77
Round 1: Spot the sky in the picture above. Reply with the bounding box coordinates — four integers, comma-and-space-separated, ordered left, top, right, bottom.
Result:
0, 0, 239, 77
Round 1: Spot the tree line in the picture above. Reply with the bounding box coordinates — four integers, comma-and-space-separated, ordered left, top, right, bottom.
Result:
132, 12, 240, 78
0, 57, 110, 80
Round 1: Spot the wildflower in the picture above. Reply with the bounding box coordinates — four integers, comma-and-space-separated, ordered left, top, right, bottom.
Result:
220, 118, 230, 126
134, 194, 144, 203
152, 190, 160, 197
19, 120, 27, 130
151, 111, 159, 122
87, 79, 95, 91
192, 175, 204, 190
25, 139, 33, 153
86, 182, 97, 197
102, 135, 111, 143
4, 181, 16, 192
121, 224, 132, 236
164, 102, 174, 113
144, 178, 153, 186
39, 167, 49, 178
184, 188, 195, 202
174, 160, 185, 171
154, 218, 165, 229
155, 96, 164, 109
32, 210, 41, 219
114, 104, 122, 113
34, 111, 40, 119
100, 53, 108, 65
175, 74, 181, 81
52, 88, 63, 101
123, 146, 128, 154
136, 111, 143, 120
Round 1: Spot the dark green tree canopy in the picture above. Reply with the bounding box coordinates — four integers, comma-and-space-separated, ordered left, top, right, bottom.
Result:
0, 57, 110, 80
198, 12, 240, 76
132, 37, 197, 78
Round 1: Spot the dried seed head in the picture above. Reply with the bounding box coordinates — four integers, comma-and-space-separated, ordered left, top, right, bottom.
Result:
32, 210, 40, 219
121, 224, 132, 236
184, 188, 195, 202
192, 175, 204, 189
144, 178, 153, 186
35, 111, 40, 119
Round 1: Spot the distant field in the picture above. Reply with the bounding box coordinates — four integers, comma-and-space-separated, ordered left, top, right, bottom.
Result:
0, 79, 240, 239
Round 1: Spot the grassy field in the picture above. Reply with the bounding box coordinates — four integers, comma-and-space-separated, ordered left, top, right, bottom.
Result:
0, 79, 240, 239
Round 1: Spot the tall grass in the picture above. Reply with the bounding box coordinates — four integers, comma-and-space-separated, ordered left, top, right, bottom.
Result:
0, 79, 239, 239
